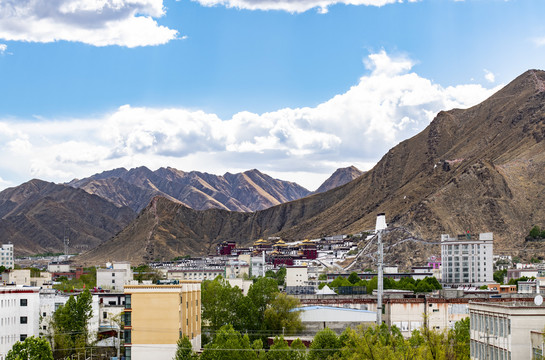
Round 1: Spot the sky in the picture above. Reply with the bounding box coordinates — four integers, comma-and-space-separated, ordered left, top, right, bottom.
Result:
0, 0, 544, 191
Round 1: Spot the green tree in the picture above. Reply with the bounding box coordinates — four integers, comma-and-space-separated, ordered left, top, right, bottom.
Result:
493, 269, 507, 284
308, 328, 340, 360
174, 336, 195, 360
51, 289, 93, 359
290, 338, 307, 360
318, 273, 327, 281
201, 277, 244, 334
201, 324, 260, 360
6, 336, 54, 360
266, 336, 291, 360
347, 272, 360, 284
243, 277, 279, 335
448, 318, 470, 360
264, 293, 304, 336
530, 225, 542, 238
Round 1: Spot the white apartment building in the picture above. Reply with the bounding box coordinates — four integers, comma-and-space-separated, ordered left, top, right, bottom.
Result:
469, 300, 545, 360
0, 244, 14, 270
441, 232, 493, 286
167, 268, 224, 282
0, 286, 40, 360
286, 266, 308, 287
39, 289, 100, 343
97, 263, 133, 291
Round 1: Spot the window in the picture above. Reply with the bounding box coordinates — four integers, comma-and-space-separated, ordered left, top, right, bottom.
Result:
42, 312, 46, 317
112, 279, 115, 284
112, 273, 115, 277
125, 295, 131, 309
20, 299, 27, 307
125, 346, 131, 360
124, 312, 131, 326
43, 326, 47, 330
103, 312, 108, 319
20, 317, 27, 324
20, 334, 27, 341
124, 330, 131, 344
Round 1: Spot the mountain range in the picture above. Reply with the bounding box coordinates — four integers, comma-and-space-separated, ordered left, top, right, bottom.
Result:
0, 166, 362, 256
76, 69, 545, 267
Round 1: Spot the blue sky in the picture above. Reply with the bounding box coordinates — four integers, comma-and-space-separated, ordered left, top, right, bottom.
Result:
0, 0, 544, 191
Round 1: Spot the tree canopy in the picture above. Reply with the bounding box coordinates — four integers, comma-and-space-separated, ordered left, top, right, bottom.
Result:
6, 336, 54, 360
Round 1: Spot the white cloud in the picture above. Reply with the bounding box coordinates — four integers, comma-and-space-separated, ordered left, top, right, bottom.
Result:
0, 43, 6, 54
192, 0, 418, 13
0, 0, 178, 47
0, 51, 500, 191
535, 37, 545, 47
484, 69, 495, 83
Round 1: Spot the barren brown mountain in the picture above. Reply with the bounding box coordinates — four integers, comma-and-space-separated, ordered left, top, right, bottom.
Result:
0, 179, 136, 255
313, 166, 363, 194
69, 167, 310, 212
78, 70, 545, 266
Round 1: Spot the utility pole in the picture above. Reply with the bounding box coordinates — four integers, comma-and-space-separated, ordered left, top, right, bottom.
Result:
375, 213, 387, 325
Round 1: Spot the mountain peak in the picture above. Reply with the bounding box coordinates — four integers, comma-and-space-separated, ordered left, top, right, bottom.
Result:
314, 166, 363, 194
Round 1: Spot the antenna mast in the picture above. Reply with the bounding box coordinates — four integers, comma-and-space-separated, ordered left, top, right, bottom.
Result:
375, 213, 387, 325
63, 224, 69, 257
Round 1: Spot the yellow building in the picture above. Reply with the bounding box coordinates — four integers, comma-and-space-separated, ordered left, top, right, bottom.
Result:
124, 282, 201, 360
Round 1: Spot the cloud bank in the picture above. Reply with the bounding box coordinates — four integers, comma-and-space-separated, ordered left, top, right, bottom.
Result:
0, 51, 501, 190
193, 0, 418, 13
0, 0, 178, 47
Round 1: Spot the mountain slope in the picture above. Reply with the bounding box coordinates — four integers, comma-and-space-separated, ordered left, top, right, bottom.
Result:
77, 70, 545, 265
313, 166, 363, 194
0, 180, 136, 255
69, 167, 310, 212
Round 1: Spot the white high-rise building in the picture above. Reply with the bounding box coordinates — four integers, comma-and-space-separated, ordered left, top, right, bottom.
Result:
97, 262, 133, 291
0, 244, 14, 270
0, 286, 40, 360
441, 232, 493, 287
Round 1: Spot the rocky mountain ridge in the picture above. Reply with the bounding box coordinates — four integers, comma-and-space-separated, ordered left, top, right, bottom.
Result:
76, 70, 545, 266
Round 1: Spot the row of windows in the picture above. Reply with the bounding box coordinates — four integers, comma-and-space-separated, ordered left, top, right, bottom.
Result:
470, 313, 511, 337
0, 298, 27, 307
470, 340, 511, 360
0, 334, 27, 345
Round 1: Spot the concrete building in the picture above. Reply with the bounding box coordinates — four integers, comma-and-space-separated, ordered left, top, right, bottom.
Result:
0, 244, 14, 270
124, 282, 201, 360
441, 232, 493, 286
1, 269, 52, 287
39, 289, 101, 343
225, 260, 249, 279
0, 286, 40, 360
97, 263, 133, 291
298, 306, 375, 334
286, 266, 308, 288
167, 268, 223, 282
469, 300, 545, 360
505, 268, 539, 283
227, 278, 253, 296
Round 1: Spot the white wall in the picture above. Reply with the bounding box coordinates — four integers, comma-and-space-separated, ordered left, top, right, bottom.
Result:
0, 287, 40, 360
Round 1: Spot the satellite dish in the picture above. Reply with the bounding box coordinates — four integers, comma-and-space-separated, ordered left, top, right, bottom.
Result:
535, 295, 543, 306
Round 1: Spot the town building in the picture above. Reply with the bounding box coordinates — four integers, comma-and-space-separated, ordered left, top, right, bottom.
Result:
286, 266, 309, 288
124, 282, 201, 360
0, 244, 14, 270
441, 232, 493, 287
0, 286, 40, 360
167, 268, 224, 282
298, 306, 375, 334
469, 300, 545, 360
486, 284, 517, 294
97, 262, 133, 291
39, 289, 101, 343
1, 269, 52, 287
